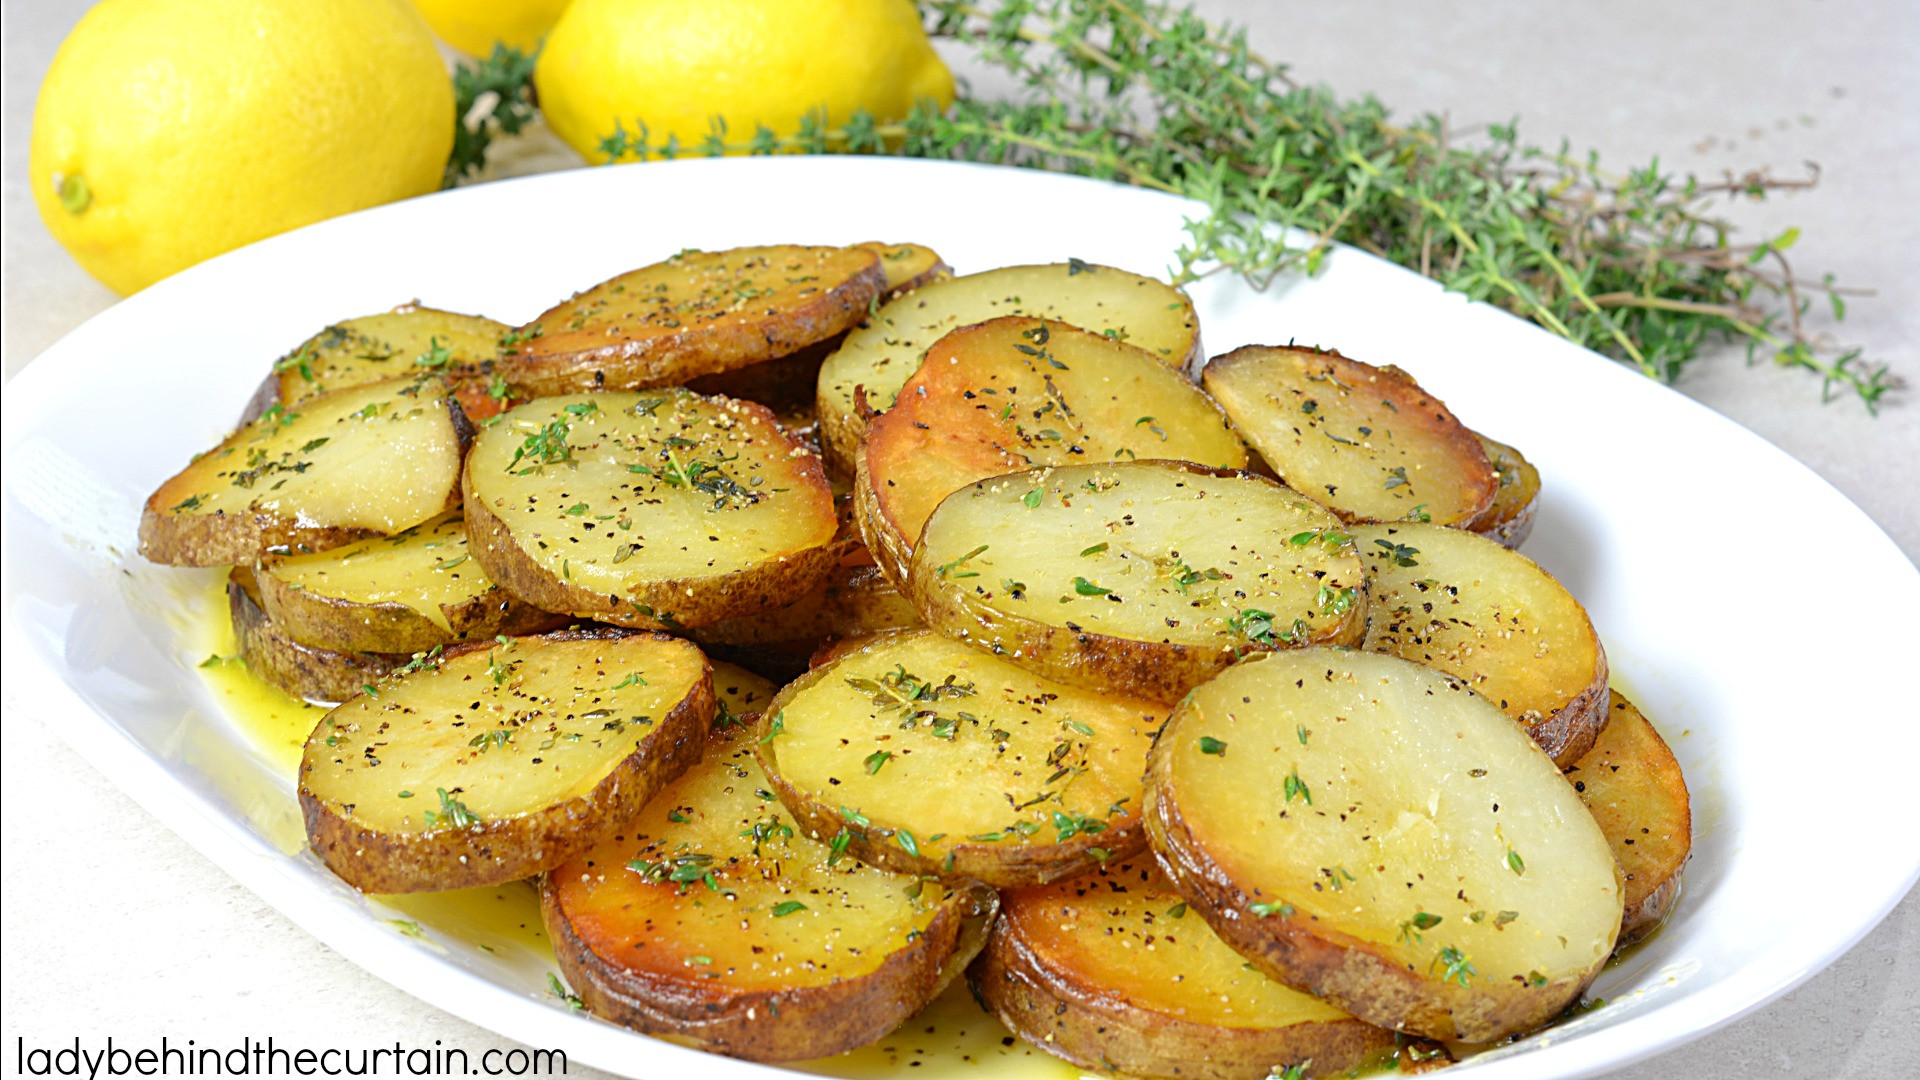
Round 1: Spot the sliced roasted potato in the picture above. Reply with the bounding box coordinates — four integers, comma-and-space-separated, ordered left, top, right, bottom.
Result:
678, 243, 949, 416
463, 390, 840, 631
143, 375, 470, 567
1353, 522, 1608, 766
542, 725, 997, 1062
1202, 346, 1496, 527
300, 629, 711, 893
752, 629, 1163, 887
260, 304, 511, 413
228, 569, 407, 704
908, 461, 1367, 704
816, 262, 1202, 474
501, 246, 886, 397
1465, 433, 1541, 548
856, 240, 952, 296
974, 858, 1397, 1080
860, 317, 1246, 585
1145, 649, 1622, 1043
255, 513, 563, 654
1567, 693, 1692, 946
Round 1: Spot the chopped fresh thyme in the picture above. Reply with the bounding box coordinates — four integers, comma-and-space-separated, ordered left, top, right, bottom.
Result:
844, 665, 976, 723
1283, 767, 1312, 805
423, 787, 479, 830
1373, 539, 1421, 567
507, 418, 573, 474
1434, 945, 1478, 987
936, 544, 990, 579
545, 972, 584, 1011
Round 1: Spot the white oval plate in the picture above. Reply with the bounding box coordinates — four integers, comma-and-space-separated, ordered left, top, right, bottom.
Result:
4, 156, 1917, 1080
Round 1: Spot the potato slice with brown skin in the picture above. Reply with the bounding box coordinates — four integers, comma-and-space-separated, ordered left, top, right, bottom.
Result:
255, 513, 563, 654
855, 240, 952, 296
1567, 693, 1692, 946
300, 629, 710, 893
908, 461, 1367, 704
974, 858, 1397, 1080
681, 243, 949, 416
542, 726, 996, 1062
1203, 346, 1496, 526
500, 246, 886, 397
1466, 433, 1541, 548
817, 261, 1203, 475
1145, 649, 1623, 1043
229, 569, 407, 705
1353, 522, 1608, 766
143, 375, 471, 567
263, 304, 508, 405
462, 390, 839, 631
753, 629, 1163, 887
860, 317, 1246, 586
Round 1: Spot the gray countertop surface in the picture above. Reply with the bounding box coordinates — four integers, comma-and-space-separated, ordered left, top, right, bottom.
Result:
4, 1, 1914, 1075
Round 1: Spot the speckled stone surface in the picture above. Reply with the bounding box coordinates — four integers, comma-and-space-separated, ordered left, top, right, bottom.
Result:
4, 2, 1914, 1077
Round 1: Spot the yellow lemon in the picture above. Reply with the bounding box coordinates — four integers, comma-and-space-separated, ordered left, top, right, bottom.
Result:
29, 0, 453, 296
413, 0, 572, 57
536, 0, 953, 163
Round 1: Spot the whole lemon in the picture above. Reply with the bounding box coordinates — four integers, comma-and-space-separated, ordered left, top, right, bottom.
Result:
29, 0, 453, 296
413, 0, 572, 57
537, 0, 953, 163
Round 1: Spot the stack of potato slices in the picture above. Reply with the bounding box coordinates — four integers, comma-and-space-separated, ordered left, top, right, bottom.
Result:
142, 243, 1691, 1075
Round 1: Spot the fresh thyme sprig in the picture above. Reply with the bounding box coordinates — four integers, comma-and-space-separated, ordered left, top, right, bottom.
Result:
459, 0, 1892, 408
445, 45, 540, 189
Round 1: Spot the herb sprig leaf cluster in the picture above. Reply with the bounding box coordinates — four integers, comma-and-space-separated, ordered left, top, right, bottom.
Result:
449, 1, 1891, 409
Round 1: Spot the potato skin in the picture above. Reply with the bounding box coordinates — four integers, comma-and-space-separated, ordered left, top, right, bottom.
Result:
144, 506, 377, 571
299, 629, 710, 894
255, 559, 566, 655
1465, 434, 1540, 548
1526, 664, 1610, 769
228, 577, 407, 704
970, 916, 1396, 1080
905, 463, 1370, 706
1145, 753, 1597, 1044
853, 450, 916, 589
750, 637, 1149, 888
542, 877, 994, 1062
503, 247, 886, 397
